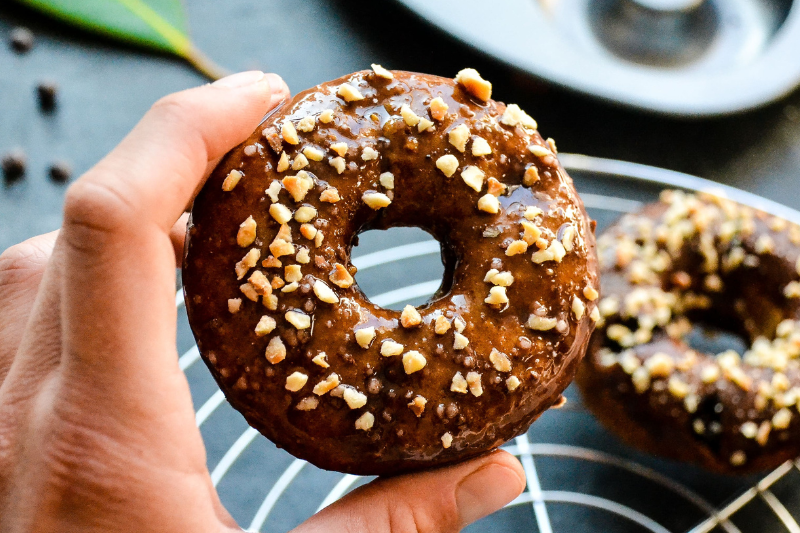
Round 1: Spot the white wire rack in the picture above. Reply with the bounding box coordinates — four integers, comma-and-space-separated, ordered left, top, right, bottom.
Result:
176, 155, 800, 532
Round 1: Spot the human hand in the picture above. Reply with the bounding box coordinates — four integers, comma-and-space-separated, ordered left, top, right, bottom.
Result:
0, 70, 525, 533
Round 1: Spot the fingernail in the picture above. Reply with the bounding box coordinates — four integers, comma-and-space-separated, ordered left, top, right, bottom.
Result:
456, 463, 524, 526
212, 70, 266, 89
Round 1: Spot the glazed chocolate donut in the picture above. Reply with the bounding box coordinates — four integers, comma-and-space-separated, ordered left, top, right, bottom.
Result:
183, 67, 599, 475
579, 190, 800, 473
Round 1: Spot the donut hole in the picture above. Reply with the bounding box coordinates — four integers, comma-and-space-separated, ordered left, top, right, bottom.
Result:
351, 227, 446, 311
684, 321, 749, 357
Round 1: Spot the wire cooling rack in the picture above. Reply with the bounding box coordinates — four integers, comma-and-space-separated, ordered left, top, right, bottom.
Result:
175, 154, 800, 532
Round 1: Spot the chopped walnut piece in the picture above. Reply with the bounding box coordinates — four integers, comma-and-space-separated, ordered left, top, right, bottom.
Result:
400, 104, 421, 127
320, 187, 341, 203
448, 124, 470, 152
466, 371, 483, 396
784, 281, 800, 298
283, 172, 313, 202
730, 451, 747, 466
269, 238, 294, 258
343, 387, 368, 409
572, 297, 585, 320
547, 138, 558, 153
484, 286, 508, 306
248, 270, 272, 296
276, 152, 290, 173
402, 350, 427, 374
269, 203, 293, 224
237, 216, 257, 247
313, 279, 339, 304
486, 270, 514, 286
487, 177, 506, 196
291, 154, 309, 171
330, 142, 348, 157
451, 372, 468, 394
668, 376, 690, 398
408, 395, 427, 417
380, 340, 404, 357
455, 68, 492, 101
371, 63, 393, 79
355, 326, 376, 348
401, 305, 422, 327
583, 286, 599, 301
644, 353, 674, 377
441, 432, 453, 448
222, 169, 243, 191
235, 248, 261, 280
524, 206, 543, 220
527, 315, 557, 331
355, 411, 374, 431
319, 109, 335, 123
454, 316, 466, 333
255, 315, 277, 336
429, 97, 449, 121
506, 240, 528, 256
297, 115, 316, 133
263, 127, 282, 153
337, 83, 364, 102
265, 336, 286, 364
329, 157, 346, 174
506, 375, 521, 391
313, 373, 341, 395
285, 372, 309, 392
296, 247, 310, 264
296, 396, 319, 411
303, 146, 324, 162
453, 332, 469, 350
490, 349, 512, 372
529, 144, 553, 159
523, 165, 540, 186
285, 310, 311, 330
436, 154, 459, 177
263, 293, 278, 311
589, 307, 600, 323
434, 316, 451, 334
521, 221, 542, 245
314, 231, 325, 247
477, 194, 499, 214
531, 241, 566, 264
379, 172, 395, 189
263, 256, 282, 270
362, 191, 392, 210
472, 137, 492, 157
417, 117, 434, 132
228, 298, 242, 313
500, 103, 537, 129
361, 146, 379, 161
281, 119, 299, 145
266, 180, 282, 202
240, 282, 259, 302
294, 205, 317, 223
312, 352, 329, 368
329, 263, 354, 288
285, 265, 302, 283
461, 166, 485, 192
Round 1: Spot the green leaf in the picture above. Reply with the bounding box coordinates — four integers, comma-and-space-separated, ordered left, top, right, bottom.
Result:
14, 0, 227, 79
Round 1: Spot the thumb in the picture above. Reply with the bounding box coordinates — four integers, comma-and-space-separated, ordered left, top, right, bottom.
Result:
294, 450, 525, 533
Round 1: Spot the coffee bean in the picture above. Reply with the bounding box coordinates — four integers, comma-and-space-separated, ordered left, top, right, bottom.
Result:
2, 149, 27, 182
49, 160, 72, 183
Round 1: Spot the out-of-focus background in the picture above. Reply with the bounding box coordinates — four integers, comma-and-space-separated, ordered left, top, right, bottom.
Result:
3, 1, 800, 532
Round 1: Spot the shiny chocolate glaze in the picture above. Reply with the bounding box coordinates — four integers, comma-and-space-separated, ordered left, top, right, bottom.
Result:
184, 70, 599, 475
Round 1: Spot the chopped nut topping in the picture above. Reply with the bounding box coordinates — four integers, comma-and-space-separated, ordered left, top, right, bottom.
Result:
448, 124, 470, 152
361, 146, 379, 161
401, 305, 422, 327
590, 306, 600, 322
547, 138, 558, 153
320, 187, 341, 203
379, 172, 395, 189
222, 169, 243, 191
276, 152, 290, 173
490, 348, 512, 372
265, 336, 286, 364
500, 103, 537, 130
429, 97, 449, 121
303, 146, 324, 162
523, 165, 540, 186
668, 375, 690, 398
380, 340, 404, 357
319, 109, 335, 123
283, 172, 313, 202
313, 279, 339, 304
355, 326, 376, 348
269, 203, 293, 224
255, 315, 277, 336
531, 241, 566, 263
330, 142, 348, 157
408, 395, 427, 417
266, 180, 282, 202
645, 353, 674, 377
330, 263, 354, 288
417, 117, 435, 132
631, 367, 651, 393
237, 216, 258, 247
400, 104, 420, 127
434, 316, 451, 334
402, 350, 427, 374
329, 157, 346, 174
436, 154, 459, 177
524, 206, 543, 220
285, 310, 311, 330
337, 83, 364, 102
455, 68, 492, 101
506, 240, 528, 256
472, 137, 492, 156
561, 225, 576, 252
451, 372, 469, 394
296, 396, 319, 411
487, 177, 506, 196
362, 191, 392, 210
453, 332, 469, 350
773, 407, 792, 429
461, 166, 485, 192
269, 238, 294, 258
236, 248, 261, 280
572, 297, 585, 320
529, 144, 552, 159
228, 298, 242, 313
521, 221, 542, 245
312, 352, 329, 368
527, 315, 557, 331
314, 231, 325, 247
454, 316, 466, 333
281, 119, 299, 145
488, 270, 514, 286
297, 115, 316, 133
477, 194, 500, 214
355, 411, 374, 431
371, 63, 393, 79
285, 264, 302, 283
343, 387, 368, 409
286, 372, 308, 392
240, 282, 259, 302
755, 234, 775, 254
293, 206, 317, 224
730, 451, 746, 466
263, 294, 278, 311
784, 281, 800, 298
756, 422, 771, 446
466, 371, 483, 396
276, 224, 292, 242
506, 375, 521, 391
583, 286, 599, 301
313, 373, 341, 395
441, 432, 453, 448
741, 421, 758, 439
484, 286, 508, 306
